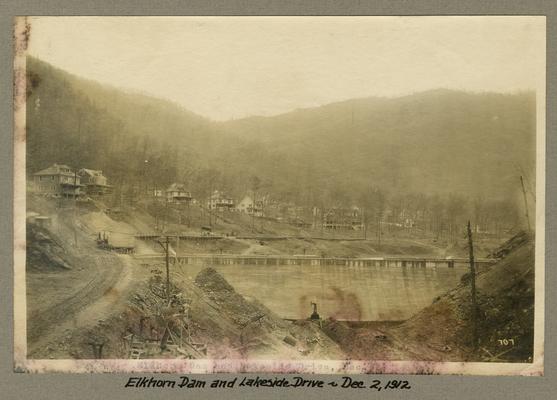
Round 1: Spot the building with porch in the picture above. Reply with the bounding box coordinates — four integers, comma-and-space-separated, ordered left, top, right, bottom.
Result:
31, 163, 82, 198
166, 183, 193, 204
207, 190, 235, 211
78, 168, 112, 195
322, 207, 363, 230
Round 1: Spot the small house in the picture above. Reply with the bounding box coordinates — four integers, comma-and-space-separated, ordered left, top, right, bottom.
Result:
323, 207, 363, 230
78, 168, 112, 195
166, 183, 192, 204
236, 195, 264, 216
207, 190, 235, 211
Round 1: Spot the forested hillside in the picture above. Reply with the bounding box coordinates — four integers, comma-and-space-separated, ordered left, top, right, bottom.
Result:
219, 89, 536, 200
26, 56, 221, 196
26, 56, 536, 233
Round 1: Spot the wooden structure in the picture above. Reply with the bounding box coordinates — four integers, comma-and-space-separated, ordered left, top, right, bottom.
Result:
134, 253, 495, 268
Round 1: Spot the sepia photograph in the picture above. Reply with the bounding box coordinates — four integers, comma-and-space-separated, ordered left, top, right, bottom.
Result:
13, 16, 545, 375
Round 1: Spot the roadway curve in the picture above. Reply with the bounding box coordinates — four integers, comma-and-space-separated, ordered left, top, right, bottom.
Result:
27, 253, 135, 358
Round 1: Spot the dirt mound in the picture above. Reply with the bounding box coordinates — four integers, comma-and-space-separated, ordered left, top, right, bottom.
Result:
391, 232, 535, 362
190, 267, 345, 360
26, 223, 71, 271
322, 320, 406, 360
193, 267, 293, 341
194, 267, 236, 293
59, 267, 345, 361
488, 230, 530, 259
193, 267, 274, 331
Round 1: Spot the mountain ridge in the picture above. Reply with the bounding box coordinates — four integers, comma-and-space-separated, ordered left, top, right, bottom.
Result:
26, 56, 536, 205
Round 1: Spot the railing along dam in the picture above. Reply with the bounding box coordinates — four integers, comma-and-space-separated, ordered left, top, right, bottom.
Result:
133, 253, 495, 268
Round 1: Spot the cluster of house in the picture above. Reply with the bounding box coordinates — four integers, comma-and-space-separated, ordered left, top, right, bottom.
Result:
29, 163, 112, 198
157, 186, 419, 230
160, 184, 421, 231
154, 185, 251, 214
30, 164, 415, 231
156, 184, 366, 230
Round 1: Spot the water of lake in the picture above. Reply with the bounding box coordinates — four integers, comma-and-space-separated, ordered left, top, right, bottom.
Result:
178, 263, 468, 321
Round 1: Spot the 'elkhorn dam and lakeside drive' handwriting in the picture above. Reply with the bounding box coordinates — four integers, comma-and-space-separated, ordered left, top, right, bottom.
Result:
124, 376, 412, 390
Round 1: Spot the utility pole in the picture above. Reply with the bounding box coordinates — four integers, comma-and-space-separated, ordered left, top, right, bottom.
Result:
467, 220, 479, 352
163, 199, 169, 231
362, 209, 367, 240
320, 206, 324, 236
156, 236, 171, 302
520, 176, 532, 232
207, 190, 212, 227
165, 235, 170, 301
73, 169, 78, 247
377, 214, 382, 248
208, 203, 212, 227
251, 194, 256, 233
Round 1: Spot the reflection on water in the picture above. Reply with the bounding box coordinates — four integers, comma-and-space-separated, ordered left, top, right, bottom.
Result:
178, 263, 468, 321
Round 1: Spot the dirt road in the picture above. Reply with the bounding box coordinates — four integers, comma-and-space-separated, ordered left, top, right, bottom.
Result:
27, 253, 136, 358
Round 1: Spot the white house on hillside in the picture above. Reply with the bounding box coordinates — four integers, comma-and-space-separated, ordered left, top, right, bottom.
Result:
237, 195, 264, 217
208, 190, 234, 211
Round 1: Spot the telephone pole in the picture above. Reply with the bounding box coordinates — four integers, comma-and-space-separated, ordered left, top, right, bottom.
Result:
73, 169, 78, 247
156, 236, 171, 302
467, 220, 479, 352
165, 235, 170, 301
362, 209, 367, 240
377, 214, 382, 248
251, 194, 256, 233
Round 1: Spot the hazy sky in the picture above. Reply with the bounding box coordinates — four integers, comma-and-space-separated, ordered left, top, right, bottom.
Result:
27, 16, 545, 121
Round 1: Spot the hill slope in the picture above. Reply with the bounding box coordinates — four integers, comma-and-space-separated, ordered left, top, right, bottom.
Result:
220, 89, 536, 199
26, 56, 219, 191
322, 232, 535, 363
26, 56, 535, 204
392, 232, 535, 362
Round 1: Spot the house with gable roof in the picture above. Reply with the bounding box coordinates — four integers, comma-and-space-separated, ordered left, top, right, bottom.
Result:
31, 163, 83, 198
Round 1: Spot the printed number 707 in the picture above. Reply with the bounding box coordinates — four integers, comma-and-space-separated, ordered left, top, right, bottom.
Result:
497, 339, 515, 346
